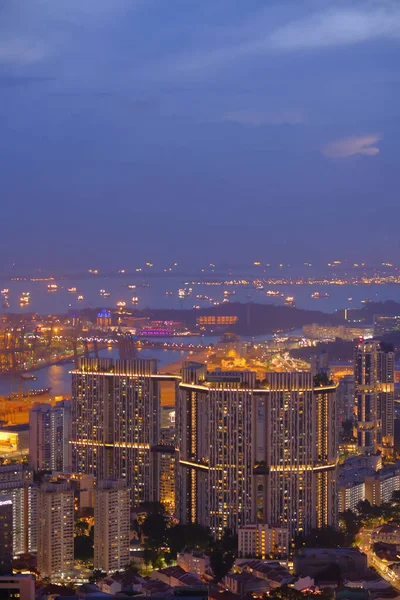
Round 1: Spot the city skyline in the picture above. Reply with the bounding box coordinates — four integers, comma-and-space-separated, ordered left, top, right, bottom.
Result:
1, 1, 400, 268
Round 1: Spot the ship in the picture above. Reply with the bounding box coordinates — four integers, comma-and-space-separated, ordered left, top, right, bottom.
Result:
47, 284, 58, 292
285, 296, 295, 306
311, 292, 329, 299
78, 295, 84, 302
128, 285, 137, 290
132, 297, 139, 304
67, 287, 77, 293
19, 292, 30, 306
266, 290, 280, 296
25, 387, 51, 398
116, 301, 126, 308
8, 387, 51, 399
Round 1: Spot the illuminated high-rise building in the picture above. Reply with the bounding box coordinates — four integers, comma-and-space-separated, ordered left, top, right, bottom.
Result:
29, 400, 72, 472
354, 340, 394, 456
0, 465, 37, 555
71, 358, 174, 504
37, 480, 74, 580
176, 364, 337, 546
0, 496, 13, 574
94, 480, 130, 574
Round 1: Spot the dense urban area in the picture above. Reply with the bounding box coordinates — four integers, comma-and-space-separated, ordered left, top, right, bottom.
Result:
2, 264, 400, 600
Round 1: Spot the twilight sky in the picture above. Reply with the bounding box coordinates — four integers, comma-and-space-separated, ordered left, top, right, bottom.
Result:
1, 0, 400, 270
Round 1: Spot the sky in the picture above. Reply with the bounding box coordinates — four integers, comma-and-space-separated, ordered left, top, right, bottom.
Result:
1, 0, 400, 271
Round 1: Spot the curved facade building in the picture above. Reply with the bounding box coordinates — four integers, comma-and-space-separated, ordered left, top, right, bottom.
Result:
176, 364, 338, 547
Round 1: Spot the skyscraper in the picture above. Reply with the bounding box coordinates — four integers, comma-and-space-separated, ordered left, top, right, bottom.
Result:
0, 464, 37, 555
29, 400, 72, 472
94, 480, 130, 574
176, 364, 337, 545
0, 496, 13, 574
37, 480, 74, 580
354, 340, 394, 456
71, 358, 174, 504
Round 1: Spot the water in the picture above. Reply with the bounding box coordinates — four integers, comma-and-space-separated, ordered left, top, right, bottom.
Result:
4, 275, 400, 315
0, 347, 189, 397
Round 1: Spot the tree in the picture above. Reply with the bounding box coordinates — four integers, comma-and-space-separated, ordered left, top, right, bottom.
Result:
340, 509, 361, 543
295, 526, 346, 549
209, 529, 237, 583
75, 520, 89, 535
166, 523, 212, 558
74, 535, 94, 561
89, 569, 106, 583
209, 546, 235, 583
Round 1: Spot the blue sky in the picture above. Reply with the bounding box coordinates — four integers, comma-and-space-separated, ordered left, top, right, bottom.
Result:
1, 0, 399, 270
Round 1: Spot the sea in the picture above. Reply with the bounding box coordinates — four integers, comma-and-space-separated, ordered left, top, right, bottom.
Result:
2, 273, 400, 397
3, 274, 400, 315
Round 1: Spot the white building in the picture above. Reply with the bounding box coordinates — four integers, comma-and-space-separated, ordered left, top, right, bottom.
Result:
94, 479, 130, 574
37, 480, 74, 579
238, 523, 288, 558
338, 481, 366, 513
29, 400, 72, 472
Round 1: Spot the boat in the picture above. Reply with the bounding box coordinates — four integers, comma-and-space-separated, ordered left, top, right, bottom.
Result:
100, 289, 111, 298
285, 296, 295, 306
19, 292, 30, 305
8, 387, 51, 399
1, 289, 9, 296
165, 291, 173, 296
266, 290, 280, 296
67, 287, 77, 293
361, 298, 371, 304
132, 297, 139, 304
77, 295, 84, 302
116, 301, 126, 308
311, 292, 329, 299
25, 387, 51, 398
47, 284, 58, 292
128, 285, 137, 290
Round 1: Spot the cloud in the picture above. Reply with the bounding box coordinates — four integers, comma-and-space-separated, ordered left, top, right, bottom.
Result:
223, 110, 303, 126
321, 135, 382, 158
267, 4, 400, 52
167, 2, 400, 76
0, 39, 48, 66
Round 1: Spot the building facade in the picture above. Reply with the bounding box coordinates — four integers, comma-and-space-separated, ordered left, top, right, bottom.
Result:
94, 479, 130, 574
29, 400, 72, 472
0, 496, 13, 574
354, 341, 394, 455
176, 364, 338, 547
238, 523, 288, 558
37, 480, 74, 579
336, 375, 355, 423
0, 464, 37, 555
71, 358, 172, 504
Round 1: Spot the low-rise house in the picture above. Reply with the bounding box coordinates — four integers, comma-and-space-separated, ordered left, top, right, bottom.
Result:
223, 571, 270, 596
